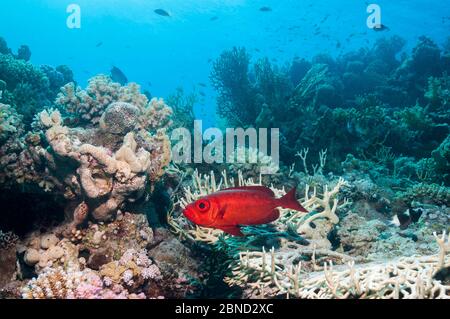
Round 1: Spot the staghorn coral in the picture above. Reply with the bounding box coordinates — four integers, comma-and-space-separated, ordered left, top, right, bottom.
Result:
225, 232, 449, 299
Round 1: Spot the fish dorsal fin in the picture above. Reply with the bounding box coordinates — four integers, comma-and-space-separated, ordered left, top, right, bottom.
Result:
218, 186, 275, 197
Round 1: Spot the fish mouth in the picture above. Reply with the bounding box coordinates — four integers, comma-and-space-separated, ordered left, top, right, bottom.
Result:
182, 207, 215, 228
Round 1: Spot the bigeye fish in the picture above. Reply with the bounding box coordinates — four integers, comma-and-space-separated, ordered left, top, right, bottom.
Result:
183, 186, 307, 236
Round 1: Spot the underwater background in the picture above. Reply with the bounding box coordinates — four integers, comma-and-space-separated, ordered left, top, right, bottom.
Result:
0, 0, 449, 299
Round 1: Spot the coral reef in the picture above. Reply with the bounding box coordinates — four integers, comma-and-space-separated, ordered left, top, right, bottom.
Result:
0, 75, 173, 223
0, 230, 18, 290
168, 167, 449, 299
228, 234, 448, 299
211, 36, 449, 181
15, 212, 200, 299
1, 33, 449, 300
0, 38, 73, 125
21, 266, 147, 299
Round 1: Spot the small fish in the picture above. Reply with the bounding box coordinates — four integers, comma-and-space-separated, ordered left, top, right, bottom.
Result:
199, 91, 206, 97
320, 14, 330, 24
143, 90, 152, 100
154, 9, 171, 17
390, 208, 423, 230
210, 16, 219, 21
96, 42, 103, 48
259, 6, 272, 12
183, 186, 307, 236
373, 24, 390, 32
433, 266, 450, 282
110, 66, 128, 85
198, 82, 207, 87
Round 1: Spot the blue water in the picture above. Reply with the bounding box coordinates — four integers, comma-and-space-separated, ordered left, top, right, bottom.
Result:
1, 0, 449, 126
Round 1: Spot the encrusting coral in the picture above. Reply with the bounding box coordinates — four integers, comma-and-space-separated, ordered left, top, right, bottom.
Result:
17, 211, 200, 299
1, 75, 173, 222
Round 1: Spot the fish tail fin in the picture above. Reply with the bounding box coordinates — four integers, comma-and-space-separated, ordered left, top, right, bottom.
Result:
278, 186, 308, 212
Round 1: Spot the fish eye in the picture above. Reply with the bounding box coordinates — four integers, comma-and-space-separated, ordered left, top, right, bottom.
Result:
196, 200, 210, 212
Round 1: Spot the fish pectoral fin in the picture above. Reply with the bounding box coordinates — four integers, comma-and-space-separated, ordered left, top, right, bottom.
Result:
219, 226, 244, 237
218, 205, 227, 219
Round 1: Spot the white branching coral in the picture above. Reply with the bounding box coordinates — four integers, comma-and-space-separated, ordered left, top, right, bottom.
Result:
281, 178, 350, 248
226, 232, 450, 299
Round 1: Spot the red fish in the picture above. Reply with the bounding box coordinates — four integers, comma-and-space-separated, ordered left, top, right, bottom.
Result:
183, 186, 307, 236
